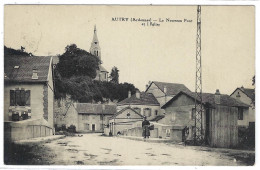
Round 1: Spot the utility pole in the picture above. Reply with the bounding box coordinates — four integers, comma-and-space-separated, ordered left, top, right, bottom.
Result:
194, 5, 203, 144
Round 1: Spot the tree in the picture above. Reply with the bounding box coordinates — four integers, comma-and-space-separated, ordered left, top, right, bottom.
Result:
110, 66, 119, 84
56, 44, 99, 79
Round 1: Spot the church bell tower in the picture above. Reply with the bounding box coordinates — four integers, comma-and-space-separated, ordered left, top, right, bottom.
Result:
90, 25, 101, 63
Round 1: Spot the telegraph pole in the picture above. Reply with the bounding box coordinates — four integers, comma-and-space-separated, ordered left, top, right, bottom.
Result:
194, 5, 203, 144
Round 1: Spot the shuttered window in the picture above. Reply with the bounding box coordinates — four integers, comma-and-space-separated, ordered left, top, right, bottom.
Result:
10, 90, 15, 106
25, 90, 30, 106
10, 89, 30, 106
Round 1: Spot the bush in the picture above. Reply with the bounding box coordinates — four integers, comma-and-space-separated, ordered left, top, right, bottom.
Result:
67, 125, 76, 133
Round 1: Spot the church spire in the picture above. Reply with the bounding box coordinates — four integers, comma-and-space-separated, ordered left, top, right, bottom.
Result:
90, 25, 101, 62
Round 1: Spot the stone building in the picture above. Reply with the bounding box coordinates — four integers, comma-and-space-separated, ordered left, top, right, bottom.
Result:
161, 90, 249, 148
117, 90, 161, 121
108, 107, 144, 136
230, 86, 255, 127
56, 103, 116, 133
145, 81, 191, 106
4, 56, 54, 142
89, 25, 109, 82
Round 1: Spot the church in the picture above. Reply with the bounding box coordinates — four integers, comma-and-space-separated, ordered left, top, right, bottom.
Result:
89, 25, 109, 82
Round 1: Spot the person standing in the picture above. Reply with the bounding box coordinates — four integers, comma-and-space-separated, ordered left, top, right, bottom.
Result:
142, 116, 150, 140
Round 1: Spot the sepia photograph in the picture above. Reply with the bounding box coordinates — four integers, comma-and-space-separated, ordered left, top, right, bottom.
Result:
2, 4, 256, 167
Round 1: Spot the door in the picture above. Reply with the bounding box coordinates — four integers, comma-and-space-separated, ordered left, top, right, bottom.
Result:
92, 124, 95, 132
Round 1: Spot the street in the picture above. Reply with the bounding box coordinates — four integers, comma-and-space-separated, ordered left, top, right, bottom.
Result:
28, 133, 253, 166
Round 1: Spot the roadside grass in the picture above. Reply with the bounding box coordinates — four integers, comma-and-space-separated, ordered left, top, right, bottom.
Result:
4, 141, 56, 165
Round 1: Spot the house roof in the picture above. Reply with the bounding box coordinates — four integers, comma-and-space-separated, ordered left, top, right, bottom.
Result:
162, 91, 250, 109
110, 107, 144, 119
4, 56, 52, 83
147, 81, 191, 96
118, 92, 160, 106
231, 87, 255, 100
75, 103, 116, 115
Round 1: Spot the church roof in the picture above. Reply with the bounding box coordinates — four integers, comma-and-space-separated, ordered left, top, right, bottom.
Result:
92, 25, 99, 44
99, 65, 108, 73
147, 81, 191, 96
4, 55, 52, 83
118, 92, 160, 106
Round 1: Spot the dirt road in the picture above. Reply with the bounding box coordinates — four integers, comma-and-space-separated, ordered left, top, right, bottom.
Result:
37, 133, 253, 166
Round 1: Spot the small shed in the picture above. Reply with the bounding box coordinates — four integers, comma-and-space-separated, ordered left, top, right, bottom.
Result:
161, 90, 250, 148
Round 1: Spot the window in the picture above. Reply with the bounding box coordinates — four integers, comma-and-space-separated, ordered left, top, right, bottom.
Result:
144, 108, 151, 117
155, 110, 158, 116
85, 123, 90, 130
191, 108, 196, 120
166, 129, 170, 137
238, 108, 244, 120
171, 113, 176, 121
127, 112, 131, 118
10, 90, 30, 106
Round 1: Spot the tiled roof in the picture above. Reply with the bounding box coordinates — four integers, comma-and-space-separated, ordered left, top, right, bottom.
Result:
4, 56, 52, 83
162, 91, 250, 109
75, 103, 116, 115
150, 81, 191, 96
118, 92, 160, 106
110, 107, 144, 119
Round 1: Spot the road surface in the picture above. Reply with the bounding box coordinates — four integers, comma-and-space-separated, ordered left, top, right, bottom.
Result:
36, 133, 253, 165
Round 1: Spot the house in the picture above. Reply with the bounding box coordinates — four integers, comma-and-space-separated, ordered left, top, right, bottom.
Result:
56, 103, 116, 132
145, 81, 191, 106
161, 90, 250, 148
117, 90, 161, 121
89, 25, 109, 81
107, 107, 144, 136
4, 56, 54, 142
230, 86, 255, 127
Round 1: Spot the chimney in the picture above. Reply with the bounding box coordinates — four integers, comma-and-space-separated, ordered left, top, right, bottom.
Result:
32, 68, 38, 80
215, 89, 221, 104
136, 90, 140, 99
164, 86, 167, 94
236, 92, 241, 100
128, 91, 131, 98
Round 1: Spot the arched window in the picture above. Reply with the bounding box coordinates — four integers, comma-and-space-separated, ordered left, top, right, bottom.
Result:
97, 51, 99, 56
144, 108, 151, 117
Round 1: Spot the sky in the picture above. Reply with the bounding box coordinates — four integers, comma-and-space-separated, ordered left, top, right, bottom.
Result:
4, 5, 255, 94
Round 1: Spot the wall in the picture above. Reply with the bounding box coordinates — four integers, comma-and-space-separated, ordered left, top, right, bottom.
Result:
4, 119, 53, 142
78, 114, 112, 132
54, 96, 75, 128
109, 108, 143, 135
209, 105, 238, 148
159, 94, 206, 140
47, 60, 54, 129
4, 83, 44, 121
231, 89, 255, 124
117, 104, 160, 121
